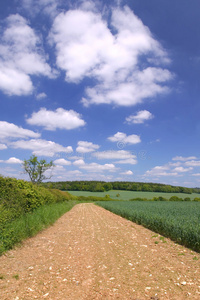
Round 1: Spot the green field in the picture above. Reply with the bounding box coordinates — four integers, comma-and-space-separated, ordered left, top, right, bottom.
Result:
68, 190, 200, 200
97, 201, 200, 252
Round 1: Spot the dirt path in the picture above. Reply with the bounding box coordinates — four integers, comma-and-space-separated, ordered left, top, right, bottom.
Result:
0, 203, 200, 300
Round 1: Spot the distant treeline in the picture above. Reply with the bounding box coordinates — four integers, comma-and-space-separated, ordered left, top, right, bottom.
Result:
43, 181, 197, 194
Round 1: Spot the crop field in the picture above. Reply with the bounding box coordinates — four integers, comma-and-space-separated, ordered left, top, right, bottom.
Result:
97, 201, 200, 252
68, 190, 200, 200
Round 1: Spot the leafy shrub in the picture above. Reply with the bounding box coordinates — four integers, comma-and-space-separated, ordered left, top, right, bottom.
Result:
77, 195, 115, 202
194, 198, 200, 201
153, 196, 168, 201
0, 176, 77, 255
0, 176, 75, 228
169, 196, 183, 201
130, 197, 149, 201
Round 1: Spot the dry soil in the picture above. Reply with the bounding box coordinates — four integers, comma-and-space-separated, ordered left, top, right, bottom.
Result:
0, 203, 200, 299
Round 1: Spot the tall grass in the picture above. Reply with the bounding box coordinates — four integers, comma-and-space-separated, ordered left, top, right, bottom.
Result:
0, 200, 77, 255
97, 201, 200, 252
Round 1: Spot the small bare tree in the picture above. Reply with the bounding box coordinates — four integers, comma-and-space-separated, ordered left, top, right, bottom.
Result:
22, 155, 54, 184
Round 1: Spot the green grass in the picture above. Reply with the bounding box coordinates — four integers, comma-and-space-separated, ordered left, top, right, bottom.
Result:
97, 201, 200, 252
0, 200, 77, 256
68, 190, 199, 200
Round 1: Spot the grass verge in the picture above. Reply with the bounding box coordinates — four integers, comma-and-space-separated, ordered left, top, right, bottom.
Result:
0, 200, 77, 256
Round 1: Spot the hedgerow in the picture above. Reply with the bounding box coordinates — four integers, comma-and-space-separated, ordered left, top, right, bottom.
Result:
0, 176, 77, 254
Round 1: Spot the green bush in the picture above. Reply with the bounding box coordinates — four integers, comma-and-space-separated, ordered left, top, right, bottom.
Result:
0, 176, 75, 230
0, 175, 78, 255
129, 197, 149, 201
77, 195, 115, 202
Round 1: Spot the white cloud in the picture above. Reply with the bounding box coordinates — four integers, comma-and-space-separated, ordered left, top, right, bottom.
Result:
82, 68, 171, 107
108, 132, 141, 145
10, 139, 73, 157
53, 158, 71, 166
115, 158, 137, 165
76, 141, 99, 153
0, 144, 7, 150
36, 93, 47, 100
73, 159, 85, 166
68, 156, 84, 160
93, 150, 136, 160
126, 110, 154, 124
67, 170, 83, 175
50, 5, 172, 107
144, 156, 199, 180
192, 173, 200, 177
145, 165, 178, 177
0, 67, 33, 96
173, 167, 193, 173
5, 157, 23, 164
0, 121, 40, 142
185, 160, 200, 167
172, 156, 197, 161
26, 108, 86, 130
0, 14, 53, 96
121, 170, 133, 175
79, 162, 116, 173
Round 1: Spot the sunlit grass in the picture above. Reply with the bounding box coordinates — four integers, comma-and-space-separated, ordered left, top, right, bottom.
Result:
0, 200, 77, 255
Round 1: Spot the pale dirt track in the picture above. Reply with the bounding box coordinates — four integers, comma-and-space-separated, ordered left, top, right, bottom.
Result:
0, 203, 200, 300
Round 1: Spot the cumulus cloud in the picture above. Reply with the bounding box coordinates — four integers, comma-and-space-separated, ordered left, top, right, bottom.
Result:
76, 141, 99, 153
145, 165, 177, 177
108, 132, 141, 145
93, 150, 137, 161
172, 156, 197, 161
36, 92, 47, 100
0, 144, 7, 150
145, 155, 198, 179
73, 159, 85, 166
26, 108, 86, 130
115, 158, 137, 165
0, 14, 53, 96
126, 110, 154, 124
185, 160, 200, 167
0, 157, 23, 164
53, 158, 71, 165
50, 5, 172, 107
79, 162, 116, 173
0, 121, 40, 142
10, 139, 73, 157
4, 157, 23, 164
121, 170, 133, 175
173, 167, 193, 173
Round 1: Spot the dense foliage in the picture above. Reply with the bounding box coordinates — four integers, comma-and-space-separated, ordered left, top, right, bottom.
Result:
43, 180, 195, 194
0, 176, 75, 220
97, 201, 200, 252
0, 176, 77, 255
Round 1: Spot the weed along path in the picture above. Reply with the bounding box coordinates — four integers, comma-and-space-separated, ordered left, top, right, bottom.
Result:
0, 203, 200, 300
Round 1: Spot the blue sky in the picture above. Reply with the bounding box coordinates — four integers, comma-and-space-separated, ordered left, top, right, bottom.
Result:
0, 0, 200, 187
